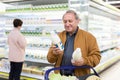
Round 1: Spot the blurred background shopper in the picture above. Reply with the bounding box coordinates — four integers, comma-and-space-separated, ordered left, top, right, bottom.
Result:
7, 19, 27, 80
47, 10, 101, 77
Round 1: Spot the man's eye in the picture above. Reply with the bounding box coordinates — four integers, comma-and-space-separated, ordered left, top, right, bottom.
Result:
69, 20, 72, 23
63, 21, 67, 23
63, 20, 72, 23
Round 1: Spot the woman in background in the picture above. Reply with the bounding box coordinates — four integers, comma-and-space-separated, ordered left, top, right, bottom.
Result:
7, 18, 27, 80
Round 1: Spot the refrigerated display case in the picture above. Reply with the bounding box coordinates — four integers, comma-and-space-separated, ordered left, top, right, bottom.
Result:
0, 3, 68, 80
0, 17, 7, 58
88, 0, 120, 73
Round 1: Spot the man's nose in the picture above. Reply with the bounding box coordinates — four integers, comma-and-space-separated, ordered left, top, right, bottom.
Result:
66, 21, 70, 26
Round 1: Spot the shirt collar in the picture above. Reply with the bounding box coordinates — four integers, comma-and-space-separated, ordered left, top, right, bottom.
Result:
66, 27, 78, 36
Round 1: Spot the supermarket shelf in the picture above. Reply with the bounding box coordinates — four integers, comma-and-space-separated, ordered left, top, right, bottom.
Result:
99, 60, 120, 80
95, 54, 120, 73
90, 0, 120, 19
4, 56, 51, 65
22, 72, 44, 80
92, 0, 120, 13
6, 24, 64, 27
3, 0, 68, 6
25, 58, 51, 65
100, 44, 119, 52
0, 69, 43, 80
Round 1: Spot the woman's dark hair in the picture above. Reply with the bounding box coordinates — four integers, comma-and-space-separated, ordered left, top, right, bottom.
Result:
13, 18, 23, 27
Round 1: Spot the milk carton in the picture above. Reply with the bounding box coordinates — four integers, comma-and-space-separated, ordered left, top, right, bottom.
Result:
50, 31, 64, 51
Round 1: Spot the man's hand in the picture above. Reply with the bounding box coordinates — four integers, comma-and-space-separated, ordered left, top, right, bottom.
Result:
71, 58, 84, 66
52, 45, 63, 55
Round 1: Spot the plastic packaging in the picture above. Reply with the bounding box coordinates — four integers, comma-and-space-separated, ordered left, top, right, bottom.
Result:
50, 31, 64, 50
72, 48, 82, 61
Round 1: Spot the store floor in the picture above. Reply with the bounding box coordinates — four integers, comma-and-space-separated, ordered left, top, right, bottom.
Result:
100, 60, 120, 80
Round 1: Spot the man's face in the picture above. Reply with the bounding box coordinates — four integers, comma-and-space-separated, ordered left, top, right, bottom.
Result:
63, 13, 80, 34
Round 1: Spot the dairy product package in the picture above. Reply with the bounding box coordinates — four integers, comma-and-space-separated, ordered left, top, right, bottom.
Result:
50, 31, 64, 51
72, 48, 82, 61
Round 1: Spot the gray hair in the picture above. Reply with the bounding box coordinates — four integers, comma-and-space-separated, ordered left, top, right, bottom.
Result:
62, 10, 80, 20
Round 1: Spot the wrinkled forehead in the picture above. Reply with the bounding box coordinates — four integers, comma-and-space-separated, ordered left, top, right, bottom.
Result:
63, 13, 76, 20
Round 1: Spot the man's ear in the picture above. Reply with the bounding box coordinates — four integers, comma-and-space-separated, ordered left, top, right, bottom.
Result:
77, 19, 80, 23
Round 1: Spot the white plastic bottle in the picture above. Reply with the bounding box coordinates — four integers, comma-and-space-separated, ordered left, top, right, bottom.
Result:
50, 31, 64, 51
72, 48, 82, 61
